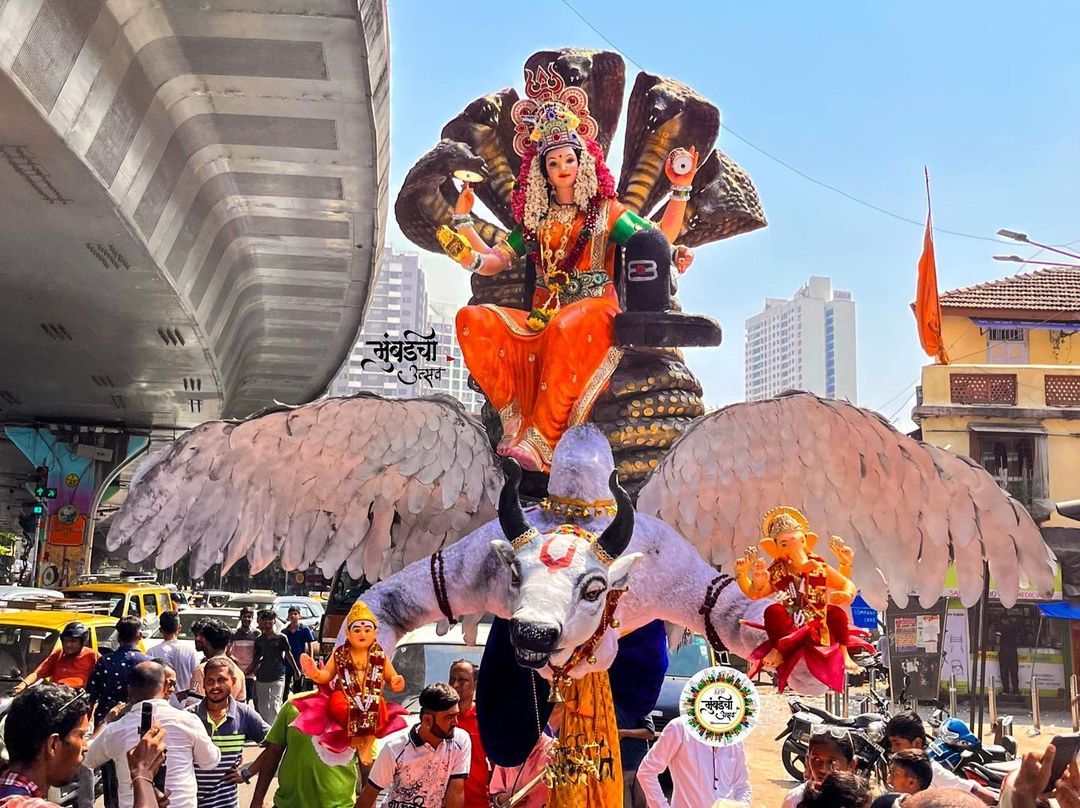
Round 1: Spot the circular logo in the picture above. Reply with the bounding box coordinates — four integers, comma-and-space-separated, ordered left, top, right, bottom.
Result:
679, 666, 758, 747
40, 563, 59, 588
57, 505, 79, 525
65, 474, 80, 488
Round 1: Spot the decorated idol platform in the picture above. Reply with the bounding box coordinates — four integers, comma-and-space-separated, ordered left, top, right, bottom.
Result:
108, 49, 1056, 806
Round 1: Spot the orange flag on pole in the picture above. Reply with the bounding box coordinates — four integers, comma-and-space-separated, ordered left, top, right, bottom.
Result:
915, 168, 950, 364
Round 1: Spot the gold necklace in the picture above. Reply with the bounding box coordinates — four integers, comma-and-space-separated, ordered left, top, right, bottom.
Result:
545, 203, 577, 226
540, 222, 572, 280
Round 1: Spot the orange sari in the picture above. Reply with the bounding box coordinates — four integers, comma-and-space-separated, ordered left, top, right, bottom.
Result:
456, 200, 637, 470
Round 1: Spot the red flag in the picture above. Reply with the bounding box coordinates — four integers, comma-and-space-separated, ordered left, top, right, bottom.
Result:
915, 168, 950, 364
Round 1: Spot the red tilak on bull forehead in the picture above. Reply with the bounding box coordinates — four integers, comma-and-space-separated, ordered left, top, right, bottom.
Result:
537, 524, 595, 571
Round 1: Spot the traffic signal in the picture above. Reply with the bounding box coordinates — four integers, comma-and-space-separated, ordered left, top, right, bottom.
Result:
17, 511, 37, 535
32, 465, 48, 498
44, 488, 57, 499
31, 503, 44, 515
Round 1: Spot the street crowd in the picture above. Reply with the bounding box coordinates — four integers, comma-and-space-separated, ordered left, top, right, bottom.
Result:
3, 614, 1080, 808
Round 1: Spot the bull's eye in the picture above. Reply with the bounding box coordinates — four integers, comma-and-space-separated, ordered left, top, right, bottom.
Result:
582, 585, 604, 603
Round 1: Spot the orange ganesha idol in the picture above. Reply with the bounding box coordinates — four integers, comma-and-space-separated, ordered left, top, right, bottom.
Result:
735, 507, 872, 693
294, 600, 406, 766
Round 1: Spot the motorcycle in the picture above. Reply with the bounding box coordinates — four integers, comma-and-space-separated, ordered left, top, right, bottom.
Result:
775, 691, 890, 785
928, 715, 1016, 771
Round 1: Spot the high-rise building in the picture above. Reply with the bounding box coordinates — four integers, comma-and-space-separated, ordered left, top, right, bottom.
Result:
329, 248, 428, 400
427, 302, 483, 413
328, 248, 482, 413
744, 276, 857, 402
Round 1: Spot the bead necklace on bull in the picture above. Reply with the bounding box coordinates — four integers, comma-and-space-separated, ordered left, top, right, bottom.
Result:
440, 64, 700, 473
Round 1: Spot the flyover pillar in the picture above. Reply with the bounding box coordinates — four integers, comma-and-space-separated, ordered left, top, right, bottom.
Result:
4, 427, 147, 587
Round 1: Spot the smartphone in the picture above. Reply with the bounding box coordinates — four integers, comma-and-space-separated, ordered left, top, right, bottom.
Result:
139, 702, 168, 792
1045, 732, 1080, 792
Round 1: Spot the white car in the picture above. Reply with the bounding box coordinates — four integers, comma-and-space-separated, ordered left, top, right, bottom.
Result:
143, 607, 240, 654
386, 622, 490, 712
223, 594, 323, 631
0, 586, 64, 603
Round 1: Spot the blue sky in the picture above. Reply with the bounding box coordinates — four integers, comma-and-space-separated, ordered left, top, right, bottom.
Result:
384, 1, 1080, 427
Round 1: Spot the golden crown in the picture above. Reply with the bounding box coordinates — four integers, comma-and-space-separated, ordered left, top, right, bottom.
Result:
347, 600, 377, 627
528, 101, 583, 155
511, 62, 598, 157
762, 506, 810, 539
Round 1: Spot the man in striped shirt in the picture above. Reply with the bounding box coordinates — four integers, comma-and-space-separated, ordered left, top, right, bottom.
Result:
188, 658, 268, 808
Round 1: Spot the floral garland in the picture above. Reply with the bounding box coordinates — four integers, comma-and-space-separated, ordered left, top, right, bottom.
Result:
511, 140, 616, 332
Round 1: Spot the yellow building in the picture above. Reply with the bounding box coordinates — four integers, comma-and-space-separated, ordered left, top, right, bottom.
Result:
914, 267, 1080, 695
916, 267, 1080, 525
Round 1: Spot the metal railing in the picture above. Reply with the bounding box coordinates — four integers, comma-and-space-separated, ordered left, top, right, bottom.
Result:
1071, 674, 1079, 733
1029, 675, 1042, 737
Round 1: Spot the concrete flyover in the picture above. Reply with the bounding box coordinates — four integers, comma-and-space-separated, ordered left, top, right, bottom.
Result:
0, 0, 390, 429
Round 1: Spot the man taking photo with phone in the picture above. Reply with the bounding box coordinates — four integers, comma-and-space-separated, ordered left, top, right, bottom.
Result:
84, 661, 220, 808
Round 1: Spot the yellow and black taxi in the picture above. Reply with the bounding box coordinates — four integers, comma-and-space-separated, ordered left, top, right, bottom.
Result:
0, 601, 120, 695
62, 575, 172, 634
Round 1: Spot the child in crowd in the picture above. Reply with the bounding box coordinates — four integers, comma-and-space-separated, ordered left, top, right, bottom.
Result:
781, 726, 858, 808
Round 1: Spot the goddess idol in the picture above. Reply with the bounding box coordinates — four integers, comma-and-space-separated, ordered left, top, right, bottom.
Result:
439, 66, 700, 472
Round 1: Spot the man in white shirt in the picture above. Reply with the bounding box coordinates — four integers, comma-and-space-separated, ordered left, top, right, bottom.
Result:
84, 661, 221, 808
147, 611, 198, 696
637, 716, 751, 807
356, 683, 471, 808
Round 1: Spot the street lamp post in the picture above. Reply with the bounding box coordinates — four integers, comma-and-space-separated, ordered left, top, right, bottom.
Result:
996, 229, 1080, 266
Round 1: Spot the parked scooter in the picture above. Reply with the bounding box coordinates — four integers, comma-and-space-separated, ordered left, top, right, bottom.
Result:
928, 716, 1017, 772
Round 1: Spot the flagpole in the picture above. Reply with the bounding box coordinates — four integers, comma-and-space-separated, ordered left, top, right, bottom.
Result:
915, 168, 949, 365
924, 167, 932, 226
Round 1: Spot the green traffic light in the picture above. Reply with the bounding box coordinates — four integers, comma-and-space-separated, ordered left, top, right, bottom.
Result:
31, 504, 44, 515
45, 488, 57, 499
33, 485, 45, 498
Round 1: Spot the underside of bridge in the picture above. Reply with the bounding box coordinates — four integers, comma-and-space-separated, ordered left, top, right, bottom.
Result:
0, 0, 390, 430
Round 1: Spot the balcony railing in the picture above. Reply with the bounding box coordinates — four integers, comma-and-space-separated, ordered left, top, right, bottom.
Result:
1045, 375, 1080, 407
919, 363, 1080, 410
949, 373, 1017, 405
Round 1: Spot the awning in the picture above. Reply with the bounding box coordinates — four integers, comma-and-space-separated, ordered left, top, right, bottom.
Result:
1042, 527, 1080, 599
968, 423, 1048, 434
973, 318, 1080, 332
1038, 602, 1080, 620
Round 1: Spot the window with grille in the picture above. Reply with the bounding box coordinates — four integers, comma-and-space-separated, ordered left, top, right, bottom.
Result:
972, 431, 1048, 515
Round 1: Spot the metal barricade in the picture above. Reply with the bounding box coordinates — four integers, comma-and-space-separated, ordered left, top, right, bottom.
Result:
949, 675, 958, 717
988, 676, 998, 727
841, 675, 850, 718
1029, 675, 1041, 737
1071, 674, 1079, 733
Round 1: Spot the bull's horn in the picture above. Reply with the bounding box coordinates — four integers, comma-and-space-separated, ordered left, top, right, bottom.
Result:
596, 471, 634, 560
498, 458, 532, 543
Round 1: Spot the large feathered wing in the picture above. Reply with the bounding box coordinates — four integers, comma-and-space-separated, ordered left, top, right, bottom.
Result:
637, 392, 1056, 610
106, 394, 503, 581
